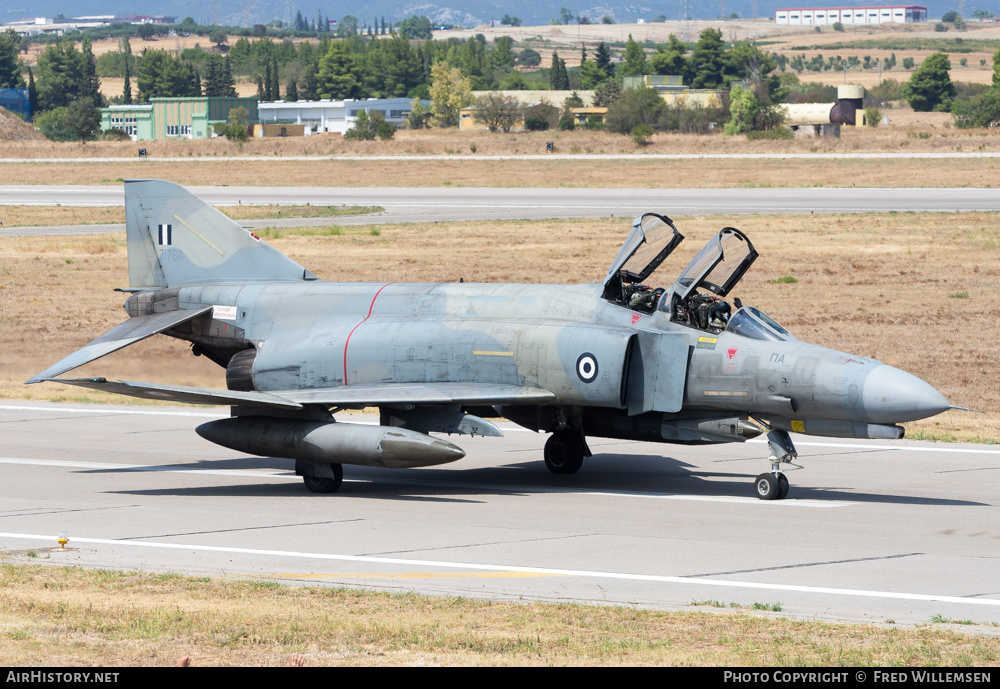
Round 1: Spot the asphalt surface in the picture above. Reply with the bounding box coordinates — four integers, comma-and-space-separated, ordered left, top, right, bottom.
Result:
2, 401, 998, 629
2, 186, 1000, 237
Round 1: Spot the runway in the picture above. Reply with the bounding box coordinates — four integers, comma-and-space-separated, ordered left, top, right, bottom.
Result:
2, 401, 998, 628
2, 185, 1000, 237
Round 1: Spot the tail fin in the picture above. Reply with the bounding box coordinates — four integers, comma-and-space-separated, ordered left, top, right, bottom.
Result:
124, 179, 317, 288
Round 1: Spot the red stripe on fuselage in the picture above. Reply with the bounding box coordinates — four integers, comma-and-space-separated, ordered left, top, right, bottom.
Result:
343, 283, 392, 385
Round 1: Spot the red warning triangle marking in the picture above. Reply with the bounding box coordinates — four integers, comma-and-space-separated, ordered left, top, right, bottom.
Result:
727, 347, 738, 359
631, 313, 642, 325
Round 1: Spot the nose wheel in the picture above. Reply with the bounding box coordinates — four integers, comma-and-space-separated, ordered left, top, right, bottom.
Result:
753, 429, 797, 500
754, 472, 790, 500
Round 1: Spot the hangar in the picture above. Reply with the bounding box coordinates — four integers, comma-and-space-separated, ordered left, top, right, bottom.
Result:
101, 96, 259, 141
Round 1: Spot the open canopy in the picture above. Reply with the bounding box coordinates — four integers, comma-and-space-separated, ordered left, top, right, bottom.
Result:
668, 227, 758, 303
602, 213, 684, 300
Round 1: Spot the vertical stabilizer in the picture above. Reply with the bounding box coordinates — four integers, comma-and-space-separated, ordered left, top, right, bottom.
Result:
124, 179, 318, 288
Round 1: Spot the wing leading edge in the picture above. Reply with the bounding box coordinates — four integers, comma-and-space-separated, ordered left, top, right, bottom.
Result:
38, 378, 557, 409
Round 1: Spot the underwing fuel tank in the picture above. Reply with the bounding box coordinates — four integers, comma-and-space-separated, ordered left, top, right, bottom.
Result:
196, 418, 466, 469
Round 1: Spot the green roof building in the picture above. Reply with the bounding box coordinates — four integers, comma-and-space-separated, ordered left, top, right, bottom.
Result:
101, 97, 259, 141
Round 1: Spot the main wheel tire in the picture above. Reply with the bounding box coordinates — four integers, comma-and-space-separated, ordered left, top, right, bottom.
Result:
754, 472, 780, 501
302, 464, 344, 494
777, 473, 790, 500
544, 431, 585, 475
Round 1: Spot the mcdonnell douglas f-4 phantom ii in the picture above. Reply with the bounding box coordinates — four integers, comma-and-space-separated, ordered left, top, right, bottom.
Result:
29, 179, 959, 500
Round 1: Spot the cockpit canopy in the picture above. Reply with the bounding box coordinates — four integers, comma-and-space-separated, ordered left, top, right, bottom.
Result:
602, 213, 684, 303
668, 227, 758, 303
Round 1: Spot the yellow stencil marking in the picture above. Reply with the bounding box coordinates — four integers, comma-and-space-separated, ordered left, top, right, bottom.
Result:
472, 350, 514, 357
265, 572, 564, 580
791, 420, 805, 433
173, 214, 225, 256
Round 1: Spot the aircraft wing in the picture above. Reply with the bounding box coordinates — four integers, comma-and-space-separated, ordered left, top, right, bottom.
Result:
37, 378, 556, 409
25, 307, 213, 384
42, 378, 305, 408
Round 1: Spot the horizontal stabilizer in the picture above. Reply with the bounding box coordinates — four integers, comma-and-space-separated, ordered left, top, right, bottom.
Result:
284, 383, 558, 406
26, 307, 212, 384
40, 378, 303, 409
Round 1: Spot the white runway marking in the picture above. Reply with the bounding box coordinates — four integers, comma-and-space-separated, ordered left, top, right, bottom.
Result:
0, 456, 851, 507
0, 530, 997, 608
4, 405, 1000, 455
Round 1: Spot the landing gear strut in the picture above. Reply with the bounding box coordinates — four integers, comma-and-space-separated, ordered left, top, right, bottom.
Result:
544, 429, 589, 475
754, 430, 797, 501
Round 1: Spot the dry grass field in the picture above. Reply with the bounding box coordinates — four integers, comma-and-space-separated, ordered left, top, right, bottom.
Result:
1, 213, 996, 443
0, 564, 997, 666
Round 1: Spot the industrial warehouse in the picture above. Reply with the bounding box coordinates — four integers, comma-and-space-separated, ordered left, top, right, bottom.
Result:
774, 5, 928, 25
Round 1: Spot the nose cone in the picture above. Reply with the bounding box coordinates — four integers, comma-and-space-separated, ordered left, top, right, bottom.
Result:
862, 365, 951, 423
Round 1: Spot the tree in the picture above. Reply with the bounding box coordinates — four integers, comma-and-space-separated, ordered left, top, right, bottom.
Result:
593, 78, 622, 107
121, 33, 133, 104
689, 28, 727, 89
516, 48, 541, 68
397, 16, 433, 40
135, 23, 156, 40
285, 78, 298, 102
473, 91, 521, 132
941, 10, 959, 23
649, 35, 688, 79
27, 67, 38, 114
622, 35, 648, 76
36, 42, 88, 111
560, 7, 574, 24
209, 30, 228, 48
137, 50, 198, 101
604, 87, 665, 134
492, 36, 515, 71
203, 54, 237, 97
594, 42, 614, 79
344, 109, 395, 140
316, 42, 360, 99
214, 106, 249, 142
80, 35, 103, 107
428, 61, 472, 127
953, 89, 1000, 128
501, 15, 522, 27
903, 52, 955, 112
61, 96, 101, 142
0, 29, 25, 89
549, 52, 569, 89
601, 15, 615, 24
337, 16, 359, 37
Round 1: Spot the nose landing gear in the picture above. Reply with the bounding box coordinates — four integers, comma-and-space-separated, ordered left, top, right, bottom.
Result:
755, 429, 797, 500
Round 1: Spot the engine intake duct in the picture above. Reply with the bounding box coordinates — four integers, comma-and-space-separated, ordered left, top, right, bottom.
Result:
226, 348, 257, 391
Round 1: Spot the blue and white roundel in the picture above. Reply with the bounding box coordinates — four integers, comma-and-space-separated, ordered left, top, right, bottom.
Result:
576, 353, 598, 383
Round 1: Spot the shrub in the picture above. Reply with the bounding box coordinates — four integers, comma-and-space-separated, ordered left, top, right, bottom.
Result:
864, 106, 881, 126
631, 123, 654, 145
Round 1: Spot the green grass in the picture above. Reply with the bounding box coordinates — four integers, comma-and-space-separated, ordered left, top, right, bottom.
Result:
771, 276, 799, 284
948, 290, 970, 299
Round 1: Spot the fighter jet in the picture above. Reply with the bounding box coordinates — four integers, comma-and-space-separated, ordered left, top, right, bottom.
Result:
28, 180, 958, 499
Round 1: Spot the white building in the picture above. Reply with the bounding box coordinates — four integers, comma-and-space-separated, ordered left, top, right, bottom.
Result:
774, 5, 928, 25
257, 98, 427, 135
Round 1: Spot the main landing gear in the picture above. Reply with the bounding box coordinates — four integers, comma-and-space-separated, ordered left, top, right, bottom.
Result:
297, 460, 344, 493
543, 429, 590, 474
755, 429, 797, 501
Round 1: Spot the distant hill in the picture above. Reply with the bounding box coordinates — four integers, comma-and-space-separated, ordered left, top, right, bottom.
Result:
4, 1, 963, 29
